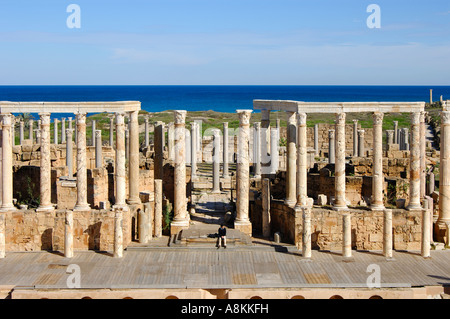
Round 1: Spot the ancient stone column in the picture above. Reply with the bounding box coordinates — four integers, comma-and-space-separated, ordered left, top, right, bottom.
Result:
403, 128, 410, 151
371, 112, 385, 211
154, 179, 163, 238
223, 122, 229, 177
428, 172, 435, 196
386, 130, 394, 145
353, 119, 358, 157
262, 178, 271, 238
393, 121, 398, 144
128, 111, 141, 205
261, 109, 271, 168
66, 129, 74, 178
212, 129, 221, 194
235, 110, 253, 235
114, 207, 124, 258
334, 113, 347, 211
114, 113, 127, 210
185, 129, 191, 165
91, 120, 96, 147
328, 130, 335, 164
407, 112, 422, 210
35, 129, 41, 145
61, 118, 66, 144
64, 210, 74, 258
144, 117, 150, 147
358, 129, 365, 157
108, 117, 114, 148
270, 128, 279, 175
438, 111, 450, 227
54, 118, 59, 145
420, 111, 426, 199
422, 208, 431, 258
0, 129, 2, 208
383, 209, 393, 259
285, 111, 297, 207
0, 214, 5, 258
0, 115, 16, 211
253, 122, 261, 178
302, 206, 312, 259
314, 124, 319, 156
296, 113, 307, 207
19, 120, 24, 145
154, 121, 164, 181
191, 122, 198, 179
37, 113, 54, 211
171, 111, 189, 234
138, 208, 149, 244
73, 112, 90, 211
95, 130, 102, 169
168, 122, 175, 161
29, 119, 34, 141
342, 212, 352, 258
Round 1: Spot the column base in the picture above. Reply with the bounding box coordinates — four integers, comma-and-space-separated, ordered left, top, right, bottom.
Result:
406, 204, 422, 211
112, 204, 129, 212
73, 204, 91, 212
170, 219, 189, 236
0, 204, 17, 212
234, 220, 252, 236
332, 205, 348, 212
36, 205, 55, 212
370, 204, 385, 211
127, 198, 142, 205
284, 199, 296, 208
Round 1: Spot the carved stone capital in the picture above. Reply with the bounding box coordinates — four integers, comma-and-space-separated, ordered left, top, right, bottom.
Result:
174, 110, 187, 125
372, 112, 384, 126
237, 109, 252, 125
297, 112, 307, 126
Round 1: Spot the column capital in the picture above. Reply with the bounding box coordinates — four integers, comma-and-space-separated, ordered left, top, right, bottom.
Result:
253, 122, 261, 129
95, 129, 101, 139
174, 110, 187, 124
410, 112, 421, 125
441, 111, 450, 124
352, 119, 358, 124
1, 114, 13, 127
39, 113, 51, 126
75, 112, 86, 124
297, 112, 307, 126
373, 112, 384, 125
358, 129, 365, 136
328, 129, 335, 138
286, 111, 296, 124
237, 109, 252, 125
335, 112, 346, 125
115, 112, 125, 124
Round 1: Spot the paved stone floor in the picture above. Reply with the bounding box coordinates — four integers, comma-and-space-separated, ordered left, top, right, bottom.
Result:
0, 245, 449, 290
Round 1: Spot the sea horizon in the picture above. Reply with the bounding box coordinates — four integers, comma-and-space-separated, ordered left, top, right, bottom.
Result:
1, 85, 449, 118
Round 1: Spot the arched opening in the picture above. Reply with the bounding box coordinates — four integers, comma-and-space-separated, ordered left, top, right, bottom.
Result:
250, 296, 262, 299
165, 295, 179, 299
369, 295, 383, 299
291, 295, 305, 299
123, 297, 133, 299
81, 296, 92, 299
329, 295, 343, 299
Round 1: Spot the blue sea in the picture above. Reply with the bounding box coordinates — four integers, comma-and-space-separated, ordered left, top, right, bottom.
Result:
0, 85, 449, 118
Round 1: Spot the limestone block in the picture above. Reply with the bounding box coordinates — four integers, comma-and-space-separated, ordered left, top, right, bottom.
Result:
317, 194, 327, 206
396, 199, 406, 209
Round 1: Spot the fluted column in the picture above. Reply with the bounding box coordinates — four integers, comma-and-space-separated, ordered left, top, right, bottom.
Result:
438, 111, 450, 226
235, 110, 252, 235
285, 111, 297, 207
128, 110, 141, 205
114, 113, 127, 210
334, 113, 347, 211
407, 112, 421, 210
371, 112, 385, 211
296, 113, 307, 207
171, 111, 189, 233
1, 114, 16, 211
73, 112, 90, 211
37, 113, 54, 211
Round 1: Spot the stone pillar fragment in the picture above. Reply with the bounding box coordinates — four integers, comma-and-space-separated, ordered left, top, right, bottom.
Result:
61, 118, 66, 144
212, 129, 221, 193
302, 206, 312, 259
114, 207, 124, 258
64, 210, 74, 258
393, 121, 398, 144
353, 119, 358, 157
334, 113, 347, 211
383, 209, 393, 259
19, 121, 24, 145
29, 119, 34, 141
144, 117, 150, 147
154, 179, 163, 238
95, 130, 102, 169
109, 117, 114, 148
358, 130, 365, 157
37, 113, 54, 211
407, 112, 421, 210
262, 178, 271, 238
285, 111, 297, 207
270, 128, 279, 175
66, 129, 74, 179
0, 214, 5, 258
371, 112, 384, 211
128, 111, 141, 205
235, 110, 253, 235
253, 122, 261, 178
328, 130, 335, 164
422, 208, 431, 258
74, 112, 90, 211
191, 122, 198, 179
314, 124, 319, 156
138, 208, 149, 244
223, 122, 229, 177
438, 111, 450, 226
1, 115, 16, 211
114, 113, 127, 210
171, 111, 189, 234
54, 118, 59, 145
342, 212, 352, 258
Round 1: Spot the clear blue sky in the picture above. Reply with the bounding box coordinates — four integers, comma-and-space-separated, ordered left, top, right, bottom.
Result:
0, 0, 449, 85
